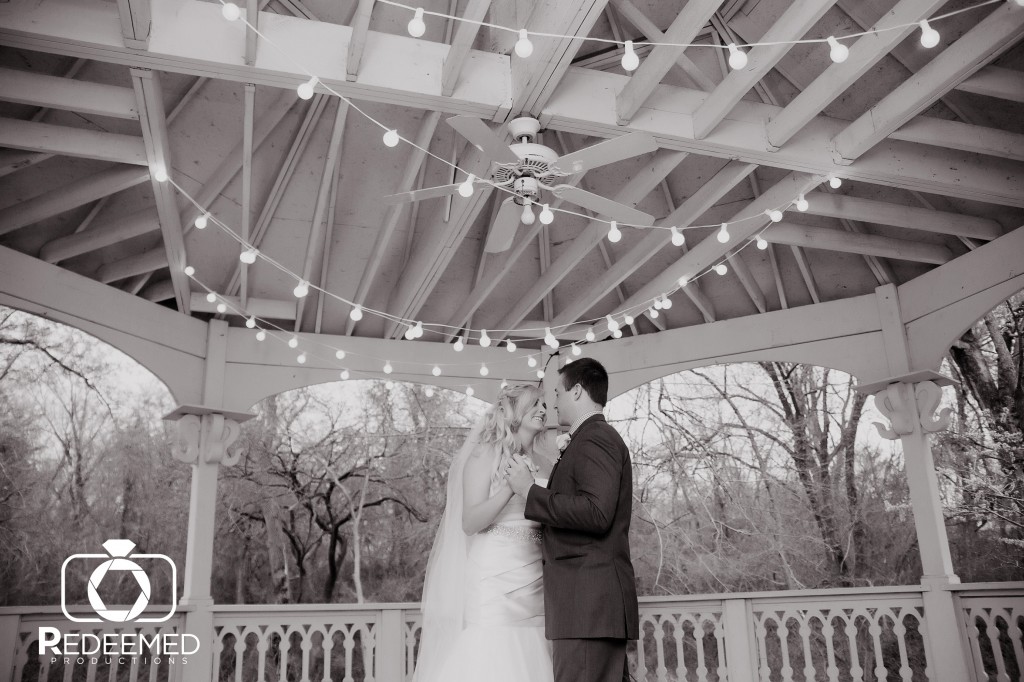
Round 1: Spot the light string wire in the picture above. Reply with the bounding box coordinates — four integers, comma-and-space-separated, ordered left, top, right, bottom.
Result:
376, 0, 1005, 48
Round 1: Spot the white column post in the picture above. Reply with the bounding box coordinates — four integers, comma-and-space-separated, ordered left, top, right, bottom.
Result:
721, 598, 757, 682
376, 607, 404, 680
871, 380, 972, 682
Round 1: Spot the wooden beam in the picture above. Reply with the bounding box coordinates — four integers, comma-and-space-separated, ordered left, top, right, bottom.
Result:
491, 149, 686, 338
441, 0, 491, 97
131, 68, 190, 312
550, 160, 753, 327
40, 207, 160, 263
765, 0, 946, 148
0, 166, 149, 236
315, 151, 344, 334
802, 192, 1003, 241
0, 117, 148, 165
115, 0, 151, 49
889, 117, 1024, 163
245, 0, 259, 66
833, 3, 1024, 161
346, 0, 375, 81
608, 0, 716, 91
348, 111, 441, 336
725, 251, 767, 313
614, 0, 722, 123
766, 243, 787, 310
240, 84, 256, 311
692, 0, 838, 140
0, 67, 139, 120
98, 246, 168, 283
956, 66, 1024, 104
0, 150, 50, 178
764, 221, 953, 264
190, 293, 296, 320
790, 245, 820, 304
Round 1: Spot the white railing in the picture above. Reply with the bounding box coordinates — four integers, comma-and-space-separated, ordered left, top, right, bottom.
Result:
3, 583, 1021, 682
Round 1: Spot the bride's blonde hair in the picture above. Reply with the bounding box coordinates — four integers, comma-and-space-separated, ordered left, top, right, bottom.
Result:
478, 383, 544, 457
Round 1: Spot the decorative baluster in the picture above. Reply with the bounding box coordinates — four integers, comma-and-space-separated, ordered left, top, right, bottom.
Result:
844, 614, 864, 682
654, 615, 668, 682
868, 610, 887, 682
403, 621, 418, 681
342, 625, 356, 682
232, 627, 245, 682
639, 616, 654, 679
798, 612, 815, 682
673, 615, 686, 681
985, 611, 1011, 682
694, 615, 709, 682
255, 627, 269, 682
300, 626, 313, 682
918, 613, 933, 682
891, 610, 913, 682
1010, 608, 1024, 679
322, 625, 336, 682
755, 612, 772, 682
777, 612, 795, 682
821, 612, 839, 682
13, 631, 30, 682
713, 613, 727, 682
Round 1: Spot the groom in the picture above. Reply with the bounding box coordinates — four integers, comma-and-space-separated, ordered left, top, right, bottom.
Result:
508, 357, 639, 682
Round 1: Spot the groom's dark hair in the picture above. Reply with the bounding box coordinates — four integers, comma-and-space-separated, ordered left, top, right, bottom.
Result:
558, 357, 608, 407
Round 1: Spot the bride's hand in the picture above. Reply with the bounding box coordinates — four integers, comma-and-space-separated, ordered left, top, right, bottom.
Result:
506, 454, 534, 497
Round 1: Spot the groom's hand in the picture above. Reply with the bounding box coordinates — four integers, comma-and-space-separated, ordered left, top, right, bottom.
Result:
506, 454, 534, 497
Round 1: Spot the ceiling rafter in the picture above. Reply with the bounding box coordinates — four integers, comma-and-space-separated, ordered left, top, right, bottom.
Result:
0, 66, 139, 120
239, 84, 256, 312
763, 222, 953, 264
0, 118, 148, 165
314, 149, 345, 334
790, 245, 820, 303
114, 0, 151, 49
441, 0, 492, 97
346, 0, 375, 81
40, 207, 160, 264
245, 0, 259, 65
956, 66, 1024, 104
889, 117, 1024, 163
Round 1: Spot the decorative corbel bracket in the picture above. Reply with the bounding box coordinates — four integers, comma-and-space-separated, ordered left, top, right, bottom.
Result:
164, 405, 255, 467
872, 380, 952, 441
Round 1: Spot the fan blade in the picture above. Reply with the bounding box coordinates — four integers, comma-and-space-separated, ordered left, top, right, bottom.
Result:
485, 197, 521, 253
549, 185, 655, 226
383, 184, 461, 205
447, 116, 520, 165
550, 132, 659, 175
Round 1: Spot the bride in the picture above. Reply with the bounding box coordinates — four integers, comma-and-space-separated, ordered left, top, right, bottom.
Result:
413, 383, 555, 681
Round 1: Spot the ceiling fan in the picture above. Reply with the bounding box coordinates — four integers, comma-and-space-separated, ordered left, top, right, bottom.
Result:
383, 116, 659, 252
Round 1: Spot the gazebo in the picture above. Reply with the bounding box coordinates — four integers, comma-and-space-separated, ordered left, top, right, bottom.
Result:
0, 0, 1022, 679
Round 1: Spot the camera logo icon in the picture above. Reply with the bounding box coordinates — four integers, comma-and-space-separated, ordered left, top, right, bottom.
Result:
61, 539, 177, 623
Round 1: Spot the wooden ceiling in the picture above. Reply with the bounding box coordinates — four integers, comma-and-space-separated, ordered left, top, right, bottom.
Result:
0, 0, 1022, 352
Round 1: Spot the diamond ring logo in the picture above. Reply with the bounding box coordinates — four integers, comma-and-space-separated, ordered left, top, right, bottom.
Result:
61, 539, 177, 623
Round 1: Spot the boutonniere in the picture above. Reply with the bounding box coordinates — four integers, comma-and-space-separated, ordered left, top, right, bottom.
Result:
555, 433, 571, 454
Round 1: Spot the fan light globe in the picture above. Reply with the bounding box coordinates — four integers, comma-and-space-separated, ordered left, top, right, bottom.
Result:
216, 302, 227, 313
194, 213, 209, 229
458, 174, 475, 198
515, 29, 534, 58
539, 204, 554, 225
382, 129, 400, 147
349, 305, 363, 321
827, 36, 849, 63
297, 76, 317, 100
717, 224, 730, 243
621, 41, 640, 72
521, 201, 536, 225
757, 236, 769, 250
715, 263, 728, 276
256, 330, 266, 341
727, 44, 748, 70
796, 194, 809, 212
288, 337, 299, 349
919, 20, 940, 48
407, 8, 426, 37
221, 2, 241, 21
670, 226, 685, 247
206, 292, 217, 303
432, 365, 442, 377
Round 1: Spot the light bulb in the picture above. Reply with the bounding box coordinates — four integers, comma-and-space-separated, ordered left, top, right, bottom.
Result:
194, 213, 208, 230
670, 225, 685, 247
340, 369, 350, 380
479, 329, 491, 347
350, 305, 363, 321
480, 364, 489, 376
608, 220, 621, 243
256, 330, 266, 341
606, 315, 619, 332
624, 314, 634, 325
404, 324, 417, 340
425, 386, 434, 397
407, 8, 426, 37
206, 292, 217, 303
612, 329, 623, 338
649, 308, 659, 319
756, 236, 768, 250
506, 340, 517, 352
221, 2, 241, 21
653, 298, 662, 310
535, 369, 545, 379
432, 365, 441, 377
539, 204, 554, 225
152, 165, 168, 182
383, 361, 393, 374
288, 336, 298, 348
621, 40, 640, 72
715, 263, 728, 276
335, 349, 346, 360
515, 29, 533, 58
412, 321, 424, 338
454, 335, 465, 351
919, 20, 939, 48
216, 302, 227, 313
383, 129, 400, 147
500, 379, 508, 389
466, 386, 475, 397
678, 275, 689, 287
796, 194, 809, 212
545, 328, 559, 349
660, 294, 672, 310
571, 343, 582, 356
246, 316, 256, 329
528, 356, 538, 368
458, 174, 475, 198
297, 76, 317, 100
717, 223, 730, 243
239, 248, 258, 264
184, 265, 195, 276
293, 280, 309, 298
828, 175, 842, 189
585, 328, 596, 342
767, 209, 783, 223
297, 352, 307, 364
727, 43, 748, 70
827, 36, 849, 63
521, 199, 535, 225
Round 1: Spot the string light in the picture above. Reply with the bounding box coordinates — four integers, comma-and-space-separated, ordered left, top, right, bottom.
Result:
500, 379, 508, 389
432, 365, 441, 377
715, 263, 728, 276
479, 329, 491, 347
535, 369, 545, 379
653, 297, 663, 310
152, 165, 168, 183
828, 175, 842, 189
544, 327, 559, 349
717, 223, 730, 243
297, 76, 318, 100
766, 209, 783, 223
528, 356, 538, 368
216, 302, 227, 313
256, 330, 267, 341
480, 364, 489, 376
404, 324, 418, 340
727, 44, 748, 70
678, 275, 689, 287
612, 329, 623, 339
918, 20, 940, 48
624, 314, 634, 324
756, 236, 769, 250
458, 174, 475, 198
670, 225, 685, 247
184, 265, 195, 276
539, 204, 554, 225
383, 361, 393, 374
660, 294, 672, 310
383, 129, 400, 147
606, 315, 619, 333
407, 7, 426, 37
424, 386, 434, 397
239, 248, 258, 264
585, 328, 596, 342
340, 369, 350, 380
288, 336, 299, 349
515, 29, 534, 58
506, 340, 517, 352
246, 316, 257, 329
796, 194, 809, 212
466, 386, 475, 397
649, 307, 659, 319
608, 220, 622, 243
293, 280, 310, 298
297, 352, 307, 364
571, 343, 582, 356
221, 2, 241, 21
827, 36, 849, 63
412, 320, 424, 338
350, 305, 363, 321
453, 335, 465, 351
335, 349, 346, 360
194, 213, 209, 230
521, 199, 535, 225
206, 292, 217, 303
621, 40, 640, 71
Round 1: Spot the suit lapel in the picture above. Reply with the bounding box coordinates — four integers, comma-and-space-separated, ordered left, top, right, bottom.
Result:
547, 414, 605, 489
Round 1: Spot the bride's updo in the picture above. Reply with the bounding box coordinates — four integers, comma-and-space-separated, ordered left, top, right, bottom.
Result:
478, 383, 544, 456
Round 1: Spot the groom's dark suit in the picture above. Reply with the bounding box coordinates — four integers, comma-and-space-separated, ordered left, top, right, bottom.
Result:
524, 414, 639, 681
